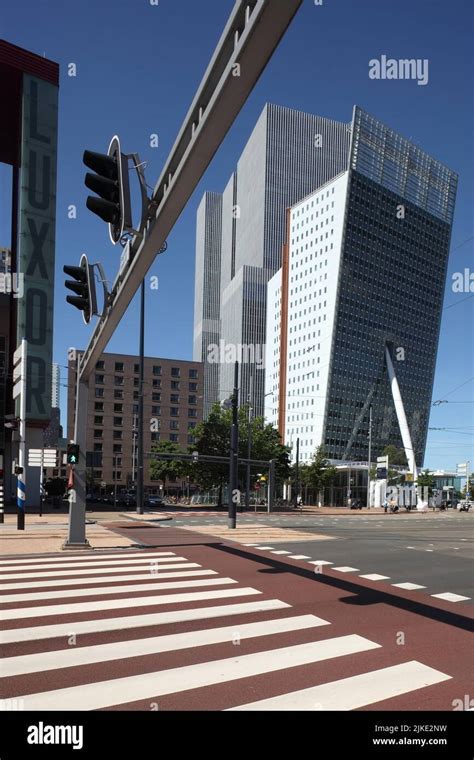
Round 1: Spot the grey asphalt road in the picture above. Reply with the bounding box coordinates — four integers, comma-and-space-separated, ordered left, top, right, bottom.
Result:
161, 511, 474, 603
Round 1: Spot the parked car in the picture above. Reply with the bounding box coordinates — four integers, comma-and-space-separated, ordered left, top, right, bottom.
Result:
145, 495, 166, 508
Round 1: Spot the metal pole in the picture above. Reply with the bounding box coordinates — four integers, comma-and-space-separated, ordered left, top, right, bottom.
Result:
293, 437, 300, 509
65, 373, 90, 547
137, 280, 145, 514
132, 413, 137, 485
228, 361, 239, 529
367, 404, 372, 509
17, 339, 27, 531
245, 374, 253, 511
268, 459, 275, 513
113, 456, 117, 509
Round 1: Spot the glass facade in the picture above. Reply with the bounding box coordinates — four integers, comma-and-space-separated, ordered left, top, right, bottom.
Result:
323, 169, 454, 464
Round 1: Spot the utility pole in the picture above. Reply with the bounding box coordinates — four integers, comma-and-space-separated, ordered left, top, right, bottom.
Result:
245, 372, 253, 511
367, 403, 373, 509
132, 413, 137, 486
228, 361, 239, 529
293, 437, 300, 509
136, 280, 145, 514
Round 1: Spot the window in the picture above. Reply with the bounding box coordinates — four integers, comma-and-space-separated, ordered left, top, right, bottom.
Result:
113, 430, 123, 440
94, 429, 102, 438
169, 433, 179, 442
188, 422, 197, 430
171, 367, 180, 377
114, 376, 124, 386
94, 402, 104, 411
134, 377, 139, 387
112, 471, 122, 481
189, 369, 198, 379
95, 374, 104, 384
170, 407, 179, 417
189, 382, 198, 391
151, 432, 160, 442
113, 416, 123, 427
93, 470, 102, 479
170, 394, 179, 403
187, 434, 195, 444
114, 390, 123, 400
170, 420, 179, 430
114, 362, 124, 372
171, 380, 180, 390
188, 409, 197, 418
188, 395, 197, 405
95, 389, 104, 398
152, 392, 161, 402
133, 404, 139, 415
94, 415, 103, 425
113, 444, 122, 453
114, 403, 123, 413
133, 391, 139, 400
93, 443, 103, 452
134, 363, 139, 374
152, 379, 161, 388
153, 365, 162, 376
151, 405, 161, 415
113, 457, 122, 467
95, 361, 105, 370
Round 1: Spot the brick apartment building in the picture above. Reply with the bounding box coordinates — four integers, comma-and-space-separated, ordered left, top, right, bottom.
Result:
68, 352, 203, 492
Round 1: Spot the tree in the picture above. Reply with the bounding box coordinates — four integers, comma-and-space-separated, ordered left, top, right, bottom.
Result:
149, 440, 189, 492
190, 402, 291, 502
305, 446, 337, 491
382, 445, 408, 467
416, 470, 435, 492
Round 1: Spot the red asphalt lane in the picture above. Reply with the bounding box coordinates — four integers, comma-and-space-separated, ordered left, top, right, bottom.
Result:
1, 521, 472, 712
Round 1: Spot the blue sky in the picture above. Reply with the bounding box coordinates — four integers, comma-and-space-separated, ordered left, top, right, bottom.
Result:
1, 0, 473, 471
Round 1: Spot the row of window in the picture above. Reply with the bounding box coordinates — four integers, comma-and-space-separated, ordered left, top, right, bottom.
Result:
95, 361, 199, 380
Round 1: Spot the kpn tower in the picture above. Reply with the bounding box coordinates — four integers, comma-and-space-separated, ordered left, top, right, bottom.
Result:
265, 106, 457, 477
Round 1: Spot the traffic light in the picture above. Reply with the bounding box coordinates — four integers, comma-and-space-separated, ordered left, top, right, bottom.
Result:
192, 451, 199, 464
64, 254, 97, 324
83, 136, 132, 244
67, 444, 80, 465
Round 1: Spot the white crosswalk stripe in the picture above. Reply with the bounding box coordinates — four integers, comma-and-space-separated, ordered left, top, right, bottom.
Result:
0, 548, 454, 711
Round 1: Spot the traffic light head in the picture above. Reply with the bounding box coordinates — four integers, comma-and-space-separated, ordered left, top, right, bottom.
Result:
64, 254, 97, 325
83, 136, 132, 244
192, 451, 199, 464
67, 444, 80, 465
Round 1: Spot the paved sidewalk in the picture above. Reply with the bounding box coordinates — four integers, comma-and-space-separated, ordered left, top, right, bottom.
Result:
0, 514, 135, 555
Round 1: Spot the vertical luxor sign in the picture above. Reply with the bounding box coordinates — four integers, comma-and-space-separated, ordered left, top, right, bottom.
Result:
17, 75, 58, 420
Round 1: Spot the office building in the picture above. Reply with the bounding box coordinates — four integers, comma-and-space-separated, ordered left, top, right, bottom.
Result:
265, 106, 457, 470
68, 352, 203, 491
194, 103, 351, 416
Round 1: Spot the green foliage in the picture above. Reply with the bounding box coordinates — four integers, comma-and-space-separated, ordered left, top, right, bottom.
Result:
149, 440, 190, 483
382, 445, 408, 467
190, 402, 291, 490
299, 446, 336, 490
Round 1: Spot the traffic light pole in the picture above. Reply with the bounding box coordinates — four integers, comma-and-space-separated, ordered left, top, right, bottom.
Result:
64, 372, 90, 548
136, 280, 145, 514
16, 340, 27, 531
228, 361, 239, 529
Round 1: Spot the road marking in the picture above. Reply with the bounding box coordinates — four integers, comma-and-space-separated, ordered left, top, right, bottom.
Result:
308, 560, 333, 566
406, 547, 415, 549
0, 561, 195, 582
0, 567, 211, 591
14, 635, 380, 710
0, 599, 290, 644
359, 574, 390, 581
431, 592, 471, 603
1, 587, 262, 621
289, 555, 311, 560
0, 577, 238, 604
257, 547, 275, 551
392, 582, 426, 590
0, 562, 201, 591
0, 555, 185, 574
425, 549, 434, 552
229, 661, 452, 710
332, 567, 359, 573
0, 551, 176, 567
2, 614, 330, 677
270, 550, 291, 555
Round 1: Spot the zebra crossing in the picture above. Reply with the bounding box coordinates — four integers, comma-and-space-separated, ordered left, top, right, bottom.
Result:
0, 548, 452, 710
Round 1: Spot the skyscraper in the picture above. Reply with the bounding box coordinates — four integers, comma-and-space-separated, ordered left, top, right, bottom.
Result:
194, 103, 351, 416
265, 106, 457, 468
